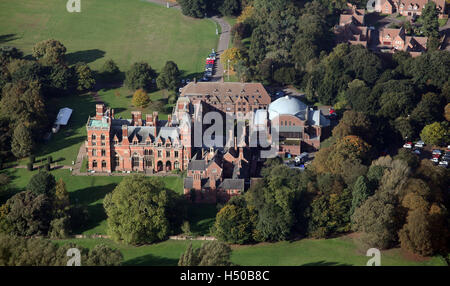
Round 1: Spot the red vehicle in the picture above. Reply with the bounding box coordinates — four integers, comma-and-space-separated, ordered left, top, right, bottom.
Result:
206, 59, 214, 65
432, 154, 440, 159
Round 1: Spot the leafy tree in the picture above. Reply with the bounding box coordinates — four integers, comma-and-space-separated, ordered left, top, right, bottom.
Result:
11, 122, 33, 158
273, 66, 296, 85
219, 0, 242, 16
100, 59, 120, 82
47, 64, 74, 92
213, 198, 254, 244
350, 176, 373, 214
7, 59, 44, 84
124, 62, 155, 91
420, 121, 449, 146
421, 2, 439, 38
351, 191, 402, 249
222, 47, 244, 72
156, 61, 180, 91
177, 0, 208, 18
0, 46, 23, 67
104, 175, 184, 245
445, 103, 450, 121
394, 148, 420, 169
32, 39, 66, 66
0, 191, 53, 236
27, 171, 56, 197
84, 244, 123, 266
54, 178, 70, 212
132, 89, 150, 107
178, 241, 233, 266
332, 110, 373, 143
74, 62, 95, 91
48, 216, 70, 239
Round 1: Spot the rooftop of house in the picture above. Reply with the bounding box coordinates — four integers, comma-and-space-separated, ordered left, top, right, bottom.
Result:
180, 82, 271, 106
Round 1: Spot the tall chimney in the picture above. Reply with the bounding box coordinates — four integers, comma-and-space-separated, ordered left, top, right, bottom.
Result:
146, 114, 153, 126
132, 111, 142, 126
96, 104, 106, 120
153, 111, 158, 127
167, 114, 172, 127
122, 125, 129, 144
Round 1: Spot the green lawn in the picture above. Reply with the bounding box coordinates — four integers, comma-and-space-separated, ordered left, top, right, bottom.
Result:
52, 236, 447, 266
0, 0, 218, 76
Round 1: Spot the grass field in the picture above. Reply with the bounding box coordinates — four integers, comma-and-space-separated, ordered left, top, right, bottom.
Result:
52, 236, 447, 266
0, 0, 218, 76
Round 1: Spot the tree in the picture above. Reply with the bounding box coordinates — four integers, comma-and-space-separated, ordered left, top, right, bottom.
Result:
84, 244, 123, 266
177, 0, 207, 18
27, 171, 56, 197
445, 103, 450, 121
103, 175, 184, 245
410, 92, 445, 128
132, 89, 150, 107
219, 0, 242, 16
178, 241, 233, 266
54, 178, 70, 212
0, 191, 53, 236
350, 176, 373, 214
100, 59, 120, 82
213, 198, 254, 244
421, 2, 439, 38
156, 61, 180, 91
11, 122, 33, 158
221, 47, 244, 72
32, 39, 66, 66
124, 62, 155, 91
74, 62, 95, 91
351, 191, 402, 249
420, 121, 449, 146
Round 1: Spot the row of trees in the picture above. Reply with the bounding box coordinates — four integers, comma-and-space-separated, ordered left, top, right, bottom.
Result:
0, 233, 122, 266
177, 0, 244, 18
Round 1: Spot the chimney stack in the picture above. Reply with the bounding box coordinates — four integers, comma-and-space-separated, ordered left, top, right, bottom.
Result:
146, 114, 153, 126
167, 114, 172, 127
153, 111, 158, 127
122, 125, 129, 144
96, 104, 106, 120
132, 111, 143, 126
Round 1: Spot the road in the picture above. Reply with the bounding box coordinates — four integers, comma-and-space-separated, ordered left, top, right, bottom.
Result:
145, 0, 230, 81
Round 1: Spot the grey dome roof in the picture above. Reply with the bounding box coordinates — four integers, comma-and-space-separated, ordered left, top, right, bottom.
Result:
268, 96, 308, 120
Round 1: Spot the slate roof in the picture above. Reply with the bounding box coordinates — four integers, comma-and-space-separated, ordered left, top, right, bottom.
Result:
219, 179, 245, 191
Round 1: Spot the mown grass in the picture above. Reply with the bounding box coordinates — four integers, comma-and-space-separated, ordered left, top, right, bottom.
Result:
0, 0, 218, 76
52, 236, 447, 266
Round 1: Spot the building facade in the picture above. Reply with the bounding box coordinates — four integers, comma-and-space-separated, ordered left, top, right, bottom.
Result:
86, 104, 192, 173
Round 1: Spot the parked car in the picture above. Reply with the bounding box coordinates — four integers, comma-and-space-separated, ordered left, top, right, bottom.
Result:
432, 149, 442, 155
431, 157, 439, 163
414, 140, 425, 148
201, 76, 211, 82
438, 160, 448, 168
403, 142, 413, 149
206, 58, 215, 65
205, 64, 214, 71
204, 71, 213, 78
413, 149, 421, 155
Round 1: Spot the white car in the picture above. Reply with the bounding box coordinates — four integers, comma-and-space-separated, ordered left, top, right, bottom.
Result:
431, 157, 439, 163
438, 160, 448, 167
414, 141, 425, 148
403, 142, 412, 149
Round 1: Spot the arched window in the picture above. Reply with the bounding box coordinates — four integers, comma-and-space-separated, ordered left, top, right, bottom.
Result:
101, 149, 106, 156
174, 161, 180, 169
92, 160, 97, 168
101, 160, 107, 168
114, 155, 120, 168
91, 134, 96, 141
92, 149, 97, 156
101, 134, 106, 140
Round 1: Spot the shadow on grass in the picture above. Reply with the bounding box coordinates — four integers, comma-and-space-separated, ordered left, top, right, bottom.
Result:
123, 254, 179, 266
0, 34, 20, 44
301, 261, 352, 266
66, 49, 106, 65
187, 203, 218, 236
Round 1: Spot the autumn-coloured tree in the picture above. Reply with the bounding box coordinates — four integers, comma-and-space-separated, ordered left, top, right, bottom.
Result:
237, 5, 254, 23
221, 47, 243, 72
445, 103, 450, 121
420, 121, 449, 146
132, 89, 150, 108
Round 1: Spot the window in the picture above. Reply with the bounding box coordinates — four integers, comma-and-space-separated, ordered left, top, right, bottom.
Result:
174, 151, 179, 158
101, 134, 105, 140
92, 160, 97, 168
101, 160, 107, 168
145, 159, 152, 167
174, 161, 180, 169
132, 156, 139, 168
114, 156, 120, 168
101, 149, 106, 156
158, 150, 162, 158
92, 149, 97, 156
166, 151, 170, 158
91, 134, 96, 141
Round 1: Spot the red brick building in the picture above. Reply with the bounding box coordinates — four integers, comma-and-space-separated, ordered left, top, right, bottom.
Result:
86, 104, 192, 173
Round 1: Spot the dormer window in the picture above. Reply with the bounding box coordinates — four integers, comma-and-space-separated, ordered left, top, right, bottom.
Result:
133, 140, 138, 145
